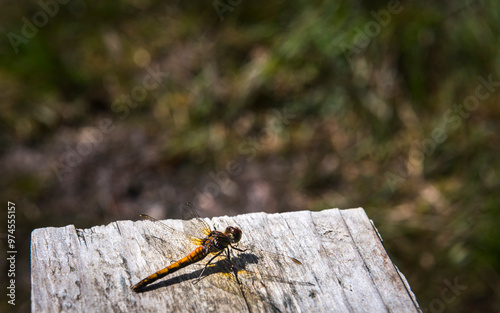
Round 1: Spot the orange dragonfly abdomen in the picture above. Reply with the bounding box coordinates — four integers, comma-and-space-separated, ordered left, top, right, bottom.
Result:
131, 245, 208, 291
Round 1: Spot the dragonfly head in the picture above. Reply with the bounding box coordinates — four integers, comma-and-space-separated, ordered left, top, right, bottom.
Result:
225, 226, 242, 244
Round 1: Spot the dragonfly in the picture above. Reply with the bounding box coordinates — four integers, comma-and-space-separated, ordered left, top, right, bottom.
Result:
131, 202, 306, 300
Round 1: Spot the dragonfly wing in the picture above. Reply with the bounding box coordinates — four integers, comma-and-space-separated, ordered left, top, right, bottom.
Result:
180, 202, 212, 239
202, 254, 312, 311
137, 214, 203, 257
234, 243, 305, 267
201, 257, 262, 305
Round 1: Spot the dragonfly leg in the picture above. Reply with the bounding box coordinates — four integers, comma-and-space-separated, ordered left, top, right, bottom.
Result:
193, 250, 224, 284
230, 245, 249, 253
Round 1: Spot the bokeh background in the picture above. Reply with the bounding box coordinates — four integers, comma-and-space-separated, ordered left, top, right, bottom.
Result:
1, 0, 499, 312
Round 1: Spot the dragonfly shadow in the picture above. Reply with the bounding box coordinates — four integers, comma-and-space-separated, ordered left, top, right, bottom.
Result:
133, 252, 260, 293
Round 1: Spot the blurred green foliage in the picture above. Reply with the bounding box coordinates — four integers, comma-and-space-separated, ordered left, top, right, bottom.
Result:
1, 0, 499, 312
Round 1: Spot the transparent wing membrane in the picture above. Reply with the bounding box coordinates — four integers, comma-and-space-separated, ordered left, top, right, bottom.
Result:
181, 202, 212, 238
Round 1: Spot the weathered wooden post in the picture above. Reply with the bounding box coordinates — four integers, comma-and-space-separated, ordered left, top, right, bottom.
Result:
31, 208, 420, 312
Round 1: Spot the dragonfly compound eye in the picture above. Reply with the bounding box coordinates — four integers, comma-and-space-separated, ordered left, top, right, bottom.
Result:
226, 226, 242, 243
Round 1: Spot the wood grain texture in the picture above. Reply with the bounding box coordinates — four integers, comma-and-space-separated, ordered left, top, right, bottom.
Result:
31, 208, 421, 312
